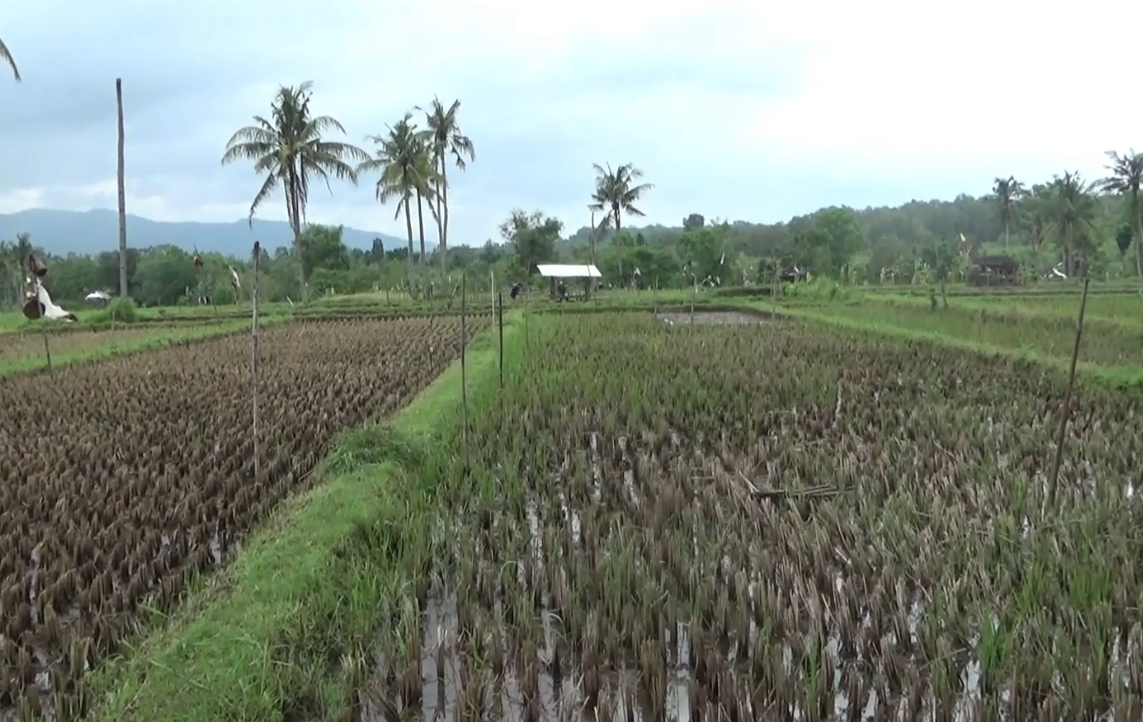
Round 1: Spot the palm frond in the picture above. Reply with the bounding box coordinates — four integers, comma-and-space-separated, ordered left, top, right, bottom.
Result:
0, 37, 20, 82
247, 173, 279, 227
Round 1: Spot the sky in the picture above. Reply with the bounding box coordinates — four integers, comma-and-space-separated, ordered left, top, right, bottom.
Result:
0, 0, 1139, 247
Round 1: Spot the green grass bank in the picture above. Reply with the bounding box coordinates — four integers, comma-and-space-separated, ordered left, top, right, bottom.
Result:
88, 311, 523, 722
765, 302, 1143, 388
0, 319, 294, 377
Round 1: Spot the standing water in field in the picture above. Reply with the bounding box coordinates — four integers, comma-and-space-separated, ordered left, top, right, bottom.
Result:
354, 313, 1143, 721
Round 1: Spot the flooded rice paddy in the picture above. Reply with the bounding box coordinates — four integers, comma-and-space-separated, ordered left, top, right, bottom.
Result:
351, 313, 1143, 721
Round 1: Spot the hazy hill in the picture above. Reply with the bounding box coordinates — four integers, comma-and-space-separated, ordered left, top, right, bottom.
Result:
0, 208, 405, 256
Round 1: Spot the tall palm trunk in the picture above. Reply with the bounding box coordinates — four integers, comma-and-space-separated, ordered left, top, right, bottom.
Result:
1133, 191, 1143, 277
439, 161, 450, 276
116, 78, 128, 299
1135, 213, 1143, 277
286, 176, 307, 303
415, 188, 427, 265
1004, 220, 1009, 250
612, 204, 622, 231
403, 197, 415, 292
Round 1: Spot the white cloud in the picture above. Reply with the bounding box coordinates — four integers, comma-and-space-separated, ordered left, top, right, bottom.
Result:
743, 0, 1140, 179
0, 0, 1139, 248
0, 187, 44, 213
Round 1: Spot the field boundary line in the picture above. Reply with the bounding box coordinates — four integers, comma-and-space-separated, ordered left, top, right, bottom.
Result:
87, 311, 523, 722
0, 319, 289, 377
771, 305, 1143, 388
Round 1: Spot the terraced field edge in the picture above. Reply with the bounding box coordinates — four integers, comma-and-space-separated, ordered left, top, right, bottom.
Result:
87, 311, 523, 722
769, 303, 1143, 389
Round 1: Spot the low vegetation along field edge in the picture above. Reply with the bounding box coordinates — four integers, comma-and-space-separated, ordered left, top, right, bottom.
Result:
87, 311, 522, 722
0, 318, 292, 377
773, 303, 1143, 388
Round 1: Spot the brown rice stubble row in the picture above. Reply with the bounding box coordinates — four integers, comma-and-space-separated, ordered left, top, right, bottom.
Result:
0, 315, 489, 719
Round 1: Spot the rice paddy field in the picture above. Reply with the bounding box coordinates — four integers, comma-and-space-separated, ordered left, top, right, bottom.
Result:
0, 315, 488, 720
4, 280, 1143, 722
798, 300, 1141, 366
347, 310, 1143, 721
862, 289, 1143, 324
782, 287, 1143, 389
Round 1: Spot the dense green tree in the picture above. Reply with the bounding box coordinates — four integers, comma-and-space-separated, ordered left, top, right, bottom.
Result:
221, 81, 367, 303
1116, 224, 1134, 257
299, 224, 350, 279
866, 234, 911, 283
1022, 184, 1051, 254
1097, 150, 1143, 276
0, 234, 34, 305
805, 206, 865, 275
682, 213, 705, 231
135, 245, 199, 306
677, 226, 724, 283
590, 163, 653, 230
421, 97, 475, 276
499, 209, 561, 277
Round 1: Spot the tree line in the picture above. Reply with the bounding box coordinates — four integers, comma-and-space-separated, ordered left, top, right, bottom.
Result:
554, 154, 1143, 286
221, 84, 476, 302
4, 36, 1140, 299
0, 226, 525, 308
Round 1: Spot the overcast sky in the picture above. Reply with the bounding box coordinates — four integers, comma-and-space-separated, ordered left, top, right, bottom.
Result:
0, 0, 1138, 245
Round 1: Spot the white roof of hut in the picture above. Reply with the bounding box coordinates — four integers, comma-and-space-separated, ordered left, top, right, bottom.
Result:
536, 264, 601, 279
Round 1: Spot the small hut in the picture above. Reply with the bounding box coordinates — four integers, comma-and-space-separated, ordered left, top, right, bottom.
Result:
537, 264, 602, 300
84, 290, 112, 308
969, 255, 1020, 286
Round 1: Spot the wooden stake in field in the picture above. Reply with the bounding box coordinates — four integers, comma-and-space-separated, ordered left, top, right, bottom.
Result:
772, 259, 781, 317
251, 241, 262, 485
1044, 275, 1090, 511
41, 330, 52, 373
460, 272, 469, 472
689, 265, 697, 328
497, 291, 504, 389
115, 78, 128, 300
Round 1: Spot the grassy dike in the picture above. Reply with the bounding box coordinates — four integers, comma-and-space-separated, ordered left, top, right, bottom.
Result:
88, 312, 523, 722
0, 319, 291, 376
762, 302, 1143, 388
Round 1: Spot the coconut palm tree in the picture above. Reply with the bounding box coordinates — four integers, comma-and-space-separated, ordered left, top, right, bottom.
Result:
588, 208, 613, 270
991, 176, 1025, 249
1, 37, 20, 81
1022, 183, 1051, 254
358, 113, 434, 290
1045, 171, 1098, 277
1097, 149, 1143, 276
221, 81, 367, 302
410, 135, 441, 269
589, 163, 653, 231
421, 97, 475, 276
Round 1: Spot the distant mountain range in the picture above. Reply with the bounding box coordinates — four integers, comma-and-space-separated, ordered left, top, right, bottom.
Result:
0, 208, 406, 257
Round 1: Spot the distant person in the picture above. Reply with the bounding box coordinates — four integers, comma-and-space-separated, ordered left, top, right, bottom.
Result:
510, 281, 522, 300
556, 280, 567, 301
